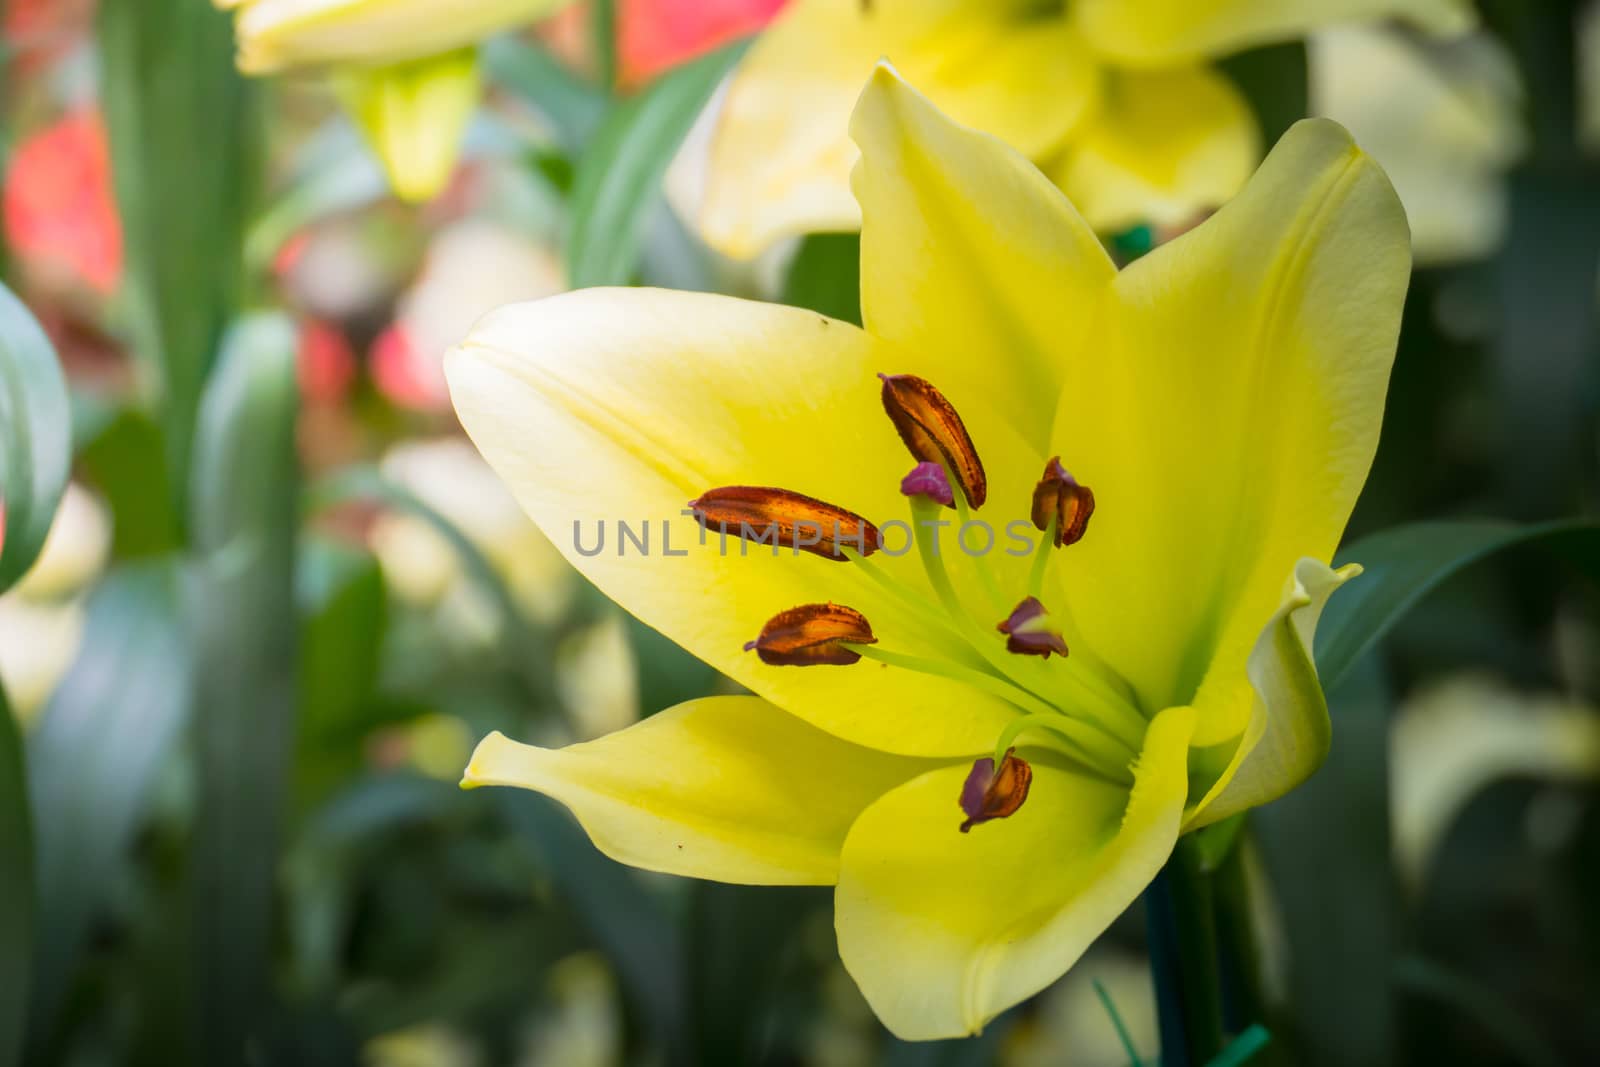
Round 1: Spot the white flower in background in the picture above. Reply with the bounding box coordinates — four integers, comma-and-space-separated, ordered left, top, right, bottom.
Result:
365, 1022, 480, 1067
517, 954, 621, 1067
375, 220, 566, 411
1583, 1, 1600, 153
0, 483, 112, 723
1312, 25, 1525, 264
554, 613, 640, 743
1002, 949, 1158, 1067
1391, 675, 1600, 889
371, 437, 574, 629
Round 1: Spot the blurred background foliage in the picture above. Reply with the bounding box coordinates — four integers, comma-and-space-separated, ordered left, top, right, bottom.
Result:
0, 0, 1598, 1065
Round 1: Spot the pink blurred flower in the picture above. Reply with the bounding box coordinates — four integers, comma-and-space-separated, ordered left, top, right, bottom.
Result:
4, 111, 122, 296
297, 319, 358, 406
370, 323, 444, 411
548, 0, 787, 87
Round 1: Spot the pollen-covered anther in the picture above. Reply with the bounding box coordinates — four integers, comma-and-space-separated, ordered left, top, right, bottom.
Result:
958, 747, 1032, 832
743, 603, 876, 666
1032, 456, 1095, 548
997, 596, 1069, 659
690, 486, 881, 561
900, 461, 954, 506
879, 373, 987, 508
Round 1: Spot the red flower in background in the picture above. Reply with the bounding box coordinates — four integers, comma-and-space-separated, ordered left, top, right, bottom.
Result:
548, 0, 787, 88
4, 111, 122, 296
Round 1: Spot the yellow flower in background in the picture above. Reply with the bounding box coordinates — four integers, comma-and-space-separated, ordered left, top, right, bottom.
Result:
0, 484, 111, 723
446, 67, 1410, 1037
693, 0, 1471, 256
1311, 25, 1524, 263
370, 437, 576, 631
215, 0, 576, 200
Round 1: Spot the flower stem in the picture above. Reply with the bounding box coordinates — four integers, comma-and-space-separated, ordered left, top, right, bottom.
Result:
1146, 836, 1225, 1067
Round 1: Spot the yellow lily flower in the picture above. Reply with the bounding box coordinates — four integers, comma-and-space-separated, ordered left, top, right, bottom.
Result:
446, 67, 1410, 1038
215, 0, 575, 201
695, 0, 1469, 256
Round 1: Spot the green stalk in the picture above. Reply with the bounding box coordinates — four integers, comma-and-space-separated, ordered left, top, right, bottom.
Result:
1147, 836, 1225, 1067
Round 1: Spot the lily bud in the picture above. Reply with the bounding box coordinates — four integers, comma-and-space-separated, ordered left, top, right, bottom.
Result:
1031, 456, 1095, 548
879, 374, 987, 508
958, 748, 1032, 832
335, 49, 480, 203
219, 0, 576, 74
745, 603, 876, 666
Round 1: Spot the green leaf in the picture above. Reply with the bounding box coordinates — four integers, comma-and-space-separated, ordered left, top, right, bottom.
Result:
0, 684, 33, 1067
1218, 41, 1308, 149
189, 314, 300, 1063
781, 234, 863, 326
77, 407, 182, 560
591, 0, 618, 95
566, 40, 748, 288
1315, 518, 1600, 689
25, 563, 192, 1055
295, 537, 389, 810
98, 0, 257, 518
483, 36, 608, 153
0, 282, 70, 593
495, 792, 687, 1058
1393, 956, 1566, 1067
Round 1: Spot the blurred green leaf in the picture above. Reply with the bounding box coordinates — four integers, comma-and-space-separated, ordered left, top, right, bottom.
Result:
1317, 518, 1600, 690
0, 282, 70, 593
0, 684, 33, 1067
77, 407, 182, 560
591, 0, 618, 95
1394, 956, 1565, 1067
484, 37, 608, 152
189, 314, 300, 1065
1218, 42, 1308, 149
98, 0, 257, 518
567, 41, 748, 288
295, 538, 389, 809
782, 234, 863, 326
25, 563, 192, 1056
496, 792, 688, 1059
1255, 658, 1395, 1067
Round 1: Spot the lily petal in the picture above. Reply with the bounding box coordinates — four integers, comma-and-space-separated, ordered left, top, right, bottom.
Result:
1050, 118, 1409, 745
851, 64, 1116, 454
1051, 65, 1260, 233
1074, 0, 1475, 68
835, 706, 1194, 1040
1184, 558, 1356, 830
700, 0, 1097, 258
447, 288, 1045, 757
465, 696, 935, 883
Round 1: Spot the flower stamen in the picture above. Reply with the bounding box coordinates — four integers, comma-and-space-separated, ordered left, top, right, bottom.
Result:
997, 596, 1069, 658
959, 748, 1032, 832
690, 485, 881, 561
1032, 457, 1094, 548
745, 603, 876, 665
880, 373, 987, 508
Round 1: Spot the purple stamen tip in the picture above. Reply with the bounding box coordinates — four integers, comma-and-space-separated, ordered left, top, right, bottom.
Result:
959, 758, 997, 823
742, 639, 759, 652
900, 461, 954, 506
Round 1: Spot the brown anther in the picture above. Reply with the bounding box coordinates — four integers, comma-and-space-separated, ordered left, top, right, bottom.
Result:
744, 603, 876, 666
879, 374, 987, 508
1031, 457, 1095, 547
690, 486, 881, 561
959, 748, 1032, 832
997, 596, 1069, 659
